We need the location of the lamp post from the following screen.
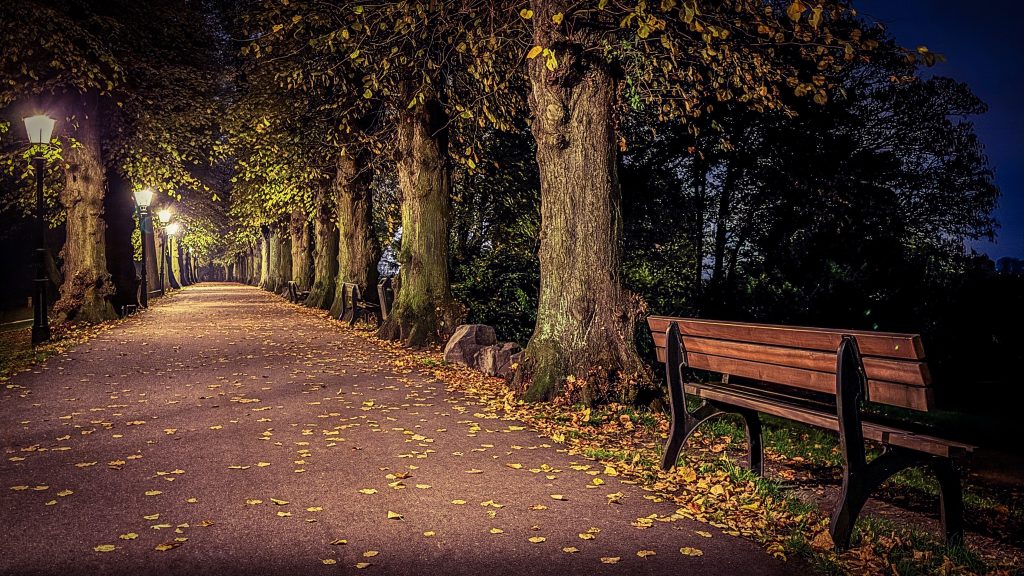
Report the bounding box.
[156,208,172,296]
[24,114,55,346]
[166,222,182,289]
[132,188,155,308]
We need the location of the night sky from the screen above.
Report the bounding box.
[856,0,1024,260]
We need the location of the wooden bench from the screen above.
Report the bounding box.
[285,280,309,304]
[339,282,380,326]
[648,315,974,550]
[377,276,396,321]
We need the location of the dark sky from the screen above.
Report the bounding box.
[855,0,1024,260]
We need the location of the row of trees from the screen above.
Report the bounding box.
[1,0,1000,407]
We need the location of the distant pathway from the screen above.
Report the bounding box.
[0,283,796,575]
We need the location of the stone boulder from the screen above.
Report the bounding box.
[443,324,497,367]
[475,342,522,378]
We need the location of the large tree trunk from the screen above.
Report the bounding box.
[307,184,339,310]
[262,229,278,292]
[376,97,459,346]
[330,152,380,319]
[513,3,646,404]
[54,92,117,323]
[169,236,184,288]
[277,231,292,294]
[103,168,141,313]
[288,209,313,290]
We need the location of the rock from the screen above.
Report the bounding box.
[475,342,522,378]
[443,324,497,367]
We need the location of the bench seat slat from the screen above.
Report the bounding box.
[651,333,931,387]
[655,347,933,411]
[684,381,972,458]
[648,316,925,360]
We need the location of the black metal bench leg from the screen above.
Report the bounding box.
[931,459,965,547]
[737,408,764,476]
[660,323,723,471]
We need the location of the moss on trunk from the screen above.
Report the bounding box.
[54,92,117,323]
[289,209,312,290]
[513,2,647,404]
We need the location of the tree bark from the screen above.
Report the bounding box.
[289,209,312,290]
[376,95,460,346]
[307,184,339,310]
[277,231,292,294]
[513,2,646,404]
[54,92,117,323]
[263,230,280,293]
[330,151,381,319]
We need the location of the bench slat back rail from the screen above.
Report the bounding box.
[648,316,934,411]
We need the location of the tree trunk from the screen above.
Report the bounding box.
[170,236,184,288]
[376,96,458,346]
[330,152,381,319]
[288,209,313,291]
[54,92,117,323]
[307,184,339,310]
[711,158,739,290]
[262,229,278,292]
[103,168,141,313]
[691,156,708,304]
[277,231,292,294]
[513,2,646,404]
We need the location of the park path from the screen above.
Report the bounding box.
[0,283,797,576]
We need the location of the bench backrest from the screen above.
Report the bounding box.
[648,316,934,411]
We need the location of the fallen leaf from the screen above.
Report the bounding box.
[423,531,435,537]
[245,499,263,505]
[695,531,712,538]
[329,539,348,545]
[144,490,162,496]
[386,510,403,520]
[358,489,378,495]
[506,463,523,469]
[600,557,620,564]
[155,542,182,551]
[306,507,323,512]
[119,533,138,540]
[143,513,160,520]
[637,550,656,558]
[322,559,336,565]
[451,499,467,505]
[93,544,116,553]
[277,511,292,517]
[578,533,596,540]
[363,551,379,557]
[562,547,579,553]
[489,528,504,534]
[270,498,289,505]
[185,497,199,504]
[414,484,431,489]
[528,536,546,543]
[550,494,566,501]
[679,547,703,556]
[355,562,371,569]
[465,469,483,474]
[256,462,271,467]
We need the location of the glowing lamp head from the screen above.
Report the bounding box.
[156,208,173,224]
[133,188,155,208]
[23,114,56,145]
[165,222,182,237]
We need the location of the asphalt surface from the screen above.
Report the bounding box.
[0,283,799,575]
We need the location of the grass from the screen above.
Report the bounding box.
[853,516,987,576]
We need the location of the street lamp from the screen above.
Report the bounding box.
[24,114,56,345]
[165,222,182,289]
[132,188,155,308]
[156,208,172,296]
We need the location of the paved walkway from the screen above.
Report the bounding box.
[0,284,796,575]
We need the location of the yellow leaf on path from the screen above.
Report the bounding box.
[526,46,543,60]
[600,557,620,564]
[329,539,348,545]
[355,563,371,569]
[506,463,523,469]
[592,478,604,486]
[465,469,483,474]
[362,551,379,558]
[306,507,323,512]
[423,531,436,537]
[256,462,271,467]
[32,485,49,491]
[144,490,162,496]
[277,511,292,517]
[414,484,431,489]
[637,550,656,558]
[451,500,467,505]
[680,547,704,556]
[75,462,97,468]
[44,499,57,506]
[709,484,725,497]
[93,544,116,552]
[695,531,712,538]
[358,489,378,495]
[185,498,198,503]
[528,536,546,543]
[10,486,29,491]
[386,511,403,520]
[528,504,547,510]
[245,499,263,505]
[562,547,579,553]
[155,542,181,551]
[119,533,138,540]
[489,528,504,534]
[519,8,533,19]
[578,533,595,540]
[270,498,289,505]
[550,494,566,501]
[603,466,618,476]
[143,513,160,520]
[322,559,336,565]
